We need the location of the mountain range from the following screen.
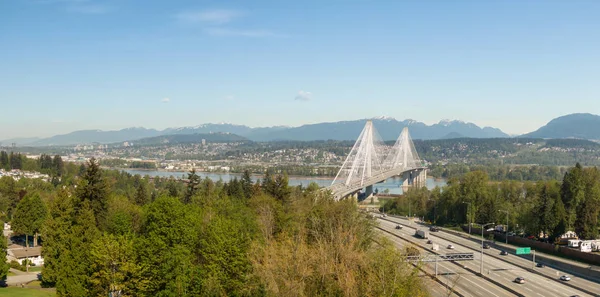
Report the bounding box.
[2,113,598,146]
[521,113,600,140]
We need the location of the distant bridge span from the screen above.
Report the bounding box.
[324,120,427,201]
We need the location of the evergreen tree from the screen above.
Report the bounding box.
[12,193,47,250]
[53,155,64,176]
[550,194,568,242]
[241,170,253,199]
[575,168,600,239]
[56,201,100,296]
[0,231,10,280]
[41,190,75,287]
[134,182,149,206]
[76,158,108,228]
[561,163,585,229]
[166,180,179,198]
[0,151,8,170]
[184,169,200,204]
[533,181,560,239]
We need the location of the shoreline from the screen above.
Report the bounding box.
[114,167,336,180]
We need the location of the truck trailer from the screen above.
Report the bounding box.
[415,229,429,239]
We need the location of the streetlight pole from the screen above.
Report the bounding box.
[498,210,509,244]
[462,202,472,236]
[478,222,494,275]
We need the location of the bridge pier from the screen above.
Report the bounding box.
[401,169,427,192]
[365,185,374,198]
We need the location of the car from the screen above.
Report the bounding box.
[514,277,525,284]
[482,244,490,249]
[536,263,545,268]
[427,240,433,244]
[447,245,455,249]
[395,225,402,230]
[560,275,571,281]
[382,214,387,217]
[500,250,508,255]
[430,227,439,232]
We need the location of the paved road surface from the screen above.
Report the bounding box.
[380,217,599,297]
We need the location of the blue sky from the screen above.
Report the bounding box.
[1,0,600,139]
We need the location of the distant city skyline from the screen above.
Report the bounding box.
[2,1,600,139]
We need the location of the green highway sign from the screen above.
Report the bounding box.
[516,247,531,255]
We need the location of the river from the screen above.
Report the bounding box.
[123,169,446,195]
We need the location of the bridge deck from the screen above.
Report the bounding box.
[325,166,426,199]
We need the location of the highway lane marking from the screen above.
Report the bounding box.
[383,217,600,295]
[459,276,502,297]
[376,227,507,297]
[380,221,588,297]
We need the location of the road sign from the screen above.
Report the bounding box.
[516,247,531,255]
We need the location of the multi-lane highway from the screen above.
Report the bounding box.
[378,225,515,297]
[377,216,599,297]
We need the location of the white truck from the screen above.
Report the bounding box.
[580,241,592,253]
[415,229,429,239]
[431,243,439,251]
[568,239,581,248]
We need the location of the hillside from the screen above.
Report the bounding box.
[2,117,509,146]
[522,113,600,140]
[133,133,248,145]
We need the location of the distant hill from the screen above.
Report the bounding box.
[134,133,247,145]
[522,113,600,140]
[440,132,465,139]
[250,117,508,141]
[28,127,162,146]
[0,137,41,146]
[3,117,509,146]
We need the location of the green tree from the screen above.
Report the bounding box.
[11,193,47,250]
[574,168,600,239]
[0,231,10,280]
[134,181,149,206]
[0,151,8,170]
[533,181,560,239]
[76,158,109,228]
[184,169,200,204]
[561,163,585,230]
[56,201,100,296]
[41,190,75,287]
[53,155,64,176]
[89,234,148,296]
[241,170,253,199]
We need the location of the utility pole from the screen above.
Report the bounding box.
[479,222,494,275]
[498,210,509,244]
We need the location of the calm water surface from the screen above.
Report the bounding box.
[123,169,446,194]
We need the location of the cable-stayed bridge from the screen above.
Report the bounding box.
[326,120,427,200]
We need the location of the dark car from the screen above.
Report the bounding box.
[483,244,490,249]
[514,277,525,284]
[395,225,403,230]
[429,227,439,232]
[500,250,508,255]
[536,263,545,268]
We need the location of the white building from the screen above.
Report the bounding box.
[7,246,44,266]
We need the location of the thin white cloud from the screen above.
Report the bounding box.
[176,9,242,25]
[295,91,312,101]
[224,95,234,101]
[161,97,171,103]
[204,28,279,38]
